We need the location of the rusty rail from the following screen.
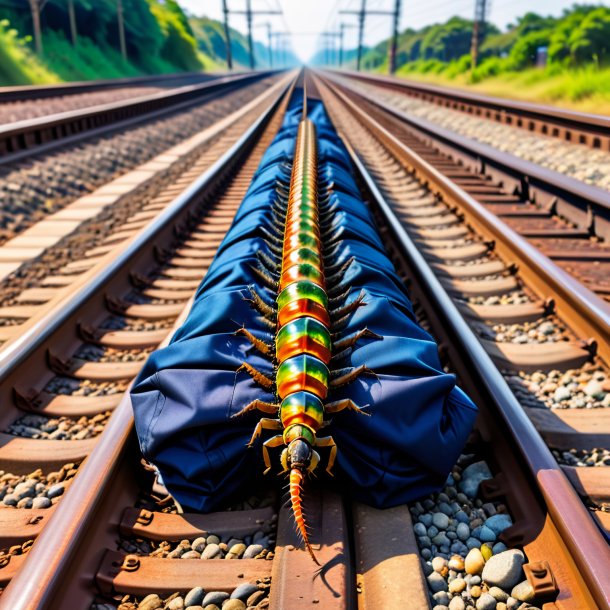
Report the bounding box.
[0,71,277,164]
[0,76,294,610]
[335,70,610,151]
[316,73,610,609]
[0,72,222,102]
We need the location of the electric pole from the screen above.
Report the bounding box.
[230,2,281,70]
[117,0,127,61]
[256,22,273,67]
[321,32,341,66]
[222,0,233,70]
[28,0,44,54]
[389,0,401,74]
[67,0,77,46]
[270,32,290,67]
[341,0,396,72]
[338,22,355,68]
[470,0,488,68]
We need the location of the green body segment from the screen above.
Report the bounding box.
[276,354,329,401]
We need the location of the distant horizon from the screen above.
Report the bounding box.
[180,0,610,62]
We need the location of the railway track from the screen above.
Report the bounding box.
[0,70,606,610]
[0,73,281,277]
[315,72,610,607]
[0,72,221,103]
[328,72,610,302]
[0,71,275,163]
[336,71,610,152]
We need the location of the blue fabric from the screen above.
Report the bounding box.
[131,90,477,512]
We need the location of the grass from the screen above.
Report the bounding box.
[393,62,610,115]
[0,20,58,85]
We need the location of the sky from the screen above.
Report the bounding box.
[180,0,610,62]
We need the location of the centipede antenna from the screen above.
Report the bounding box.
[302,81,308,120]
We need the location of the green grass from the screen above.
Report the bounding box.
[0,20,58,85]
[393,61,610,115]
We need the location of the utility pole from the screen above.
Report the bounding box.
[256,23,273,67]
[231,3,281,70]
[470,0,488,68]
[28,0,44,54]
[389,0,401,73]
[341,0,395,72]
[338,23,355,67]
[245,0,254,69]
[117,0,127,61]
[222,0,233,70]
[321,32,341,66]
[67,0,78,46]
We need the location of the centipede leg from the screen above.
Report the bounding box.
[250,264,279,291]
[325,398,370,416]
[262,435,285,474]
[330,365,376,388]
[237,362,275,391]
[331,291,366,321]
[333,327,382,352]
[244,286,277,320]
[232,399,278,418]
[315,436,337,475]
[246,418,282,447]
[235,327,274,356]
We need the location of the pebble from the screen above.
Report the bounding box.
[432,512,450,530]
[201,543,221,559]
[32,496,52,509]
[511,580,535,602]
[448,578,466,594]
[489,587,509,602]
[230,583,259,601]
[428,571,448,592]
[243,544,264,559]
[226,543,246,559]
[192,537,206,553]
[184,587,205,607]
[482,550,525,589]
[449,597,466,610]
[479,526,496,543]
[206,535,220,545]
[476,593,497,610]
[456,522,470,541]
[465,548,485,575]
[246,590,268,606]
[433,591,450,606]
[221,601,246,610]
[138,594,162,610]
[201,592,229,607]
[459,462,492,498]
[167,598,184,610]
[485,515,512,536]
[448,555,465,571]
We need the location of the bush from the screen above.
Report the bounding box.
[0,19,57,85]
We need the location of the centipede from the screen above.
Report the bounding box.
[233,99,375,563]
[131,86,477,570]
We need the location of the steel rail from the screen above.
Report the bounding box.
[0,74,292,387]
[0,72,222,102]
[340,126,610,610]
[0,71,278,164]
[325,73,610,242]
[0,75,295,610]
[319,74,610,364]
[334,70,610,148]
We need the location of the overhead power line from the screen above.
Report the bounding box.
[340,0,401,73]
